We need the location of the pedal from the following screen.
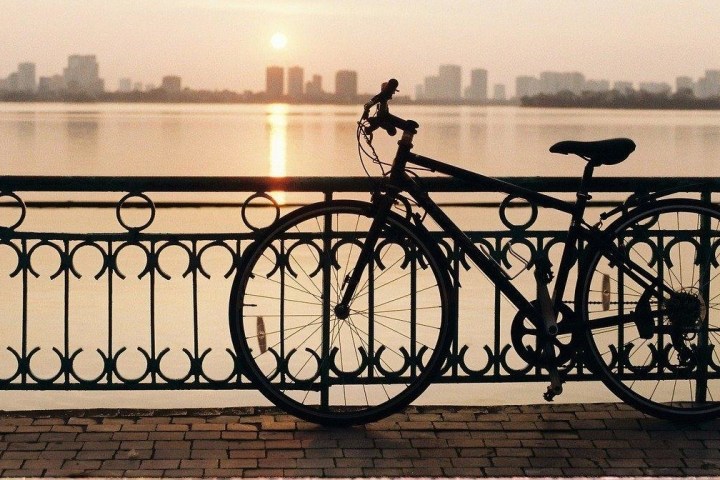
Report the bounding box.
[541,341,564,402]
[544,384,563,402]
[543,368,564,402]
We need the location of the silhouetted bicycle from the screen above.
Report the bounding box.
[230,79,720,426]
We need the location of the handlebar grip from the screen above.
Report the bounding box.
[381,79,398,99]
[365,79,399,110]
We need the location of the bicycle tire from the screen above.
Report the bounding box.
[578,198,720,421]
[229,200,453,426]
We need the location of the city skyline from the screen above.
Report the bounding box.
[2,1,720,96]
[2,54,719,102]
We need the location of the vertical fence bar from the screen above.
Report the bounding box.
[192,240,200,383]
[696,190,712,403]
[106,241,114,385]
[64,240,70,385]
[150,241,157,384]
[21,239,28,384]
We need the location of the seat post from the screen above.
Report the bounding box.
[575,161,596,210]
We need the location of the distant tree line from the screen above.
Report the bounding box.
[0,88,269,103]
[521,89,720,110]
[3,86,720,109]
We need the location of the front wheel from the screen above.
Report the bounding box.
[229,200,452,426]
[578,199,720,421]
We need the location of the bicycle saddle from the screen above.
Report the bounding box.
[549,138,636,165]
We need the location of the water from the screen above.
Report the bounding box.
[1,103,719,411]
[3,103,720,178]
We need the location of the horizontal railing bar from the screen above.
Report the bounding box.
[1,176,719,193]
[0,200,628,209]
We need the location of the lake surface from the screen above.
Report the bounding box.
[2,103,720,178]
[1,103,719,411]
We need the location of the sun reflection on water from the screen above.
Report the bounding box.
[267,104,288,204]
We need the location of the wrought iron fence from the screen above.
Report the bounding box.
[0,175,718,392]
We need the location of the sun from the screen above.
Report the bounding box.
[270,32,288,50]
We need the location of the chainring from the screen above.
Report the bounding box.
[510,300,576,368]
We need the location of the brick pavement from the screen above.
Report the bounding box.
[1,402,719,477]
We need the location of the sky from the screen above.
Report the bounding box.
[1,0,719,95]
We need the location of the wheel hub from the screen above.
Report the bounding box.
[334,303,350,320]
[667,288,706,333]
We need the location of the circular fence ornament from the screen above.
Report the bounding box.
[499,195,538,231]
[0,191,27,231]
[241,192,281,231]
[116,192,156,232]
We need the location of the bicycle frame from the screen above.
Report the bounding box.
[337,130,662,337]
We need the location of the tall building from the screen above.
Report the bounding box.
[539,71,584,95]
[38,75,65,93]
[423,75,441,99]
[64,55,104,94]
[17,62,36,92]
[464,68,488,101]
[266,66,284,98]
[335,70,358,101]
[516,76,540,98]
[305,74,323,98]
[161,75,182,92]
[438,64,462,100]
[676,76,695,94]
[118,78,133,93]
[493,84,506,101]
[287,66,304,99]
[697,70,720,98]
[1,73,18,91]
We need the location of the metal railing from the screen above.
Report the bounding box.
[0,175,718,391]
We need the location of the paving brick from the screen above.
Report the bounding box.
[443,467,485,476]
[336,457,373,468]
[284,468,324,477]
[101,459,142,470]
[76,449,115,460]
[21,459,64,470]
[190,449,229,460]
[2,469,45,476]
[61,459,103,470]
[153,449,192,460]
[180,459,219,469]
[139,459,181,469]
[40,449,77,460]
[163,468,205,477]
[219,458,258,469]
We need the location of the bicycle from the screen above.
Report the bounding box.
[229,79,720,426]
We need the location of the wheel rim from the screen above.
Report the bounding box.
[582,202,720,418]
[230,203,450,424]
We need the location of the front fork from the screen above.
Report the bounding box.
[334,191,396,320]
[336,132,415,319]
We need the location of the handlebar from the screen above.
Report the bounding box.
[362,79,418,137]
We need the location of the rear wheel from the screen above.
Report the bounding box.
[578,199,720,421]
[229,200,452,426]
